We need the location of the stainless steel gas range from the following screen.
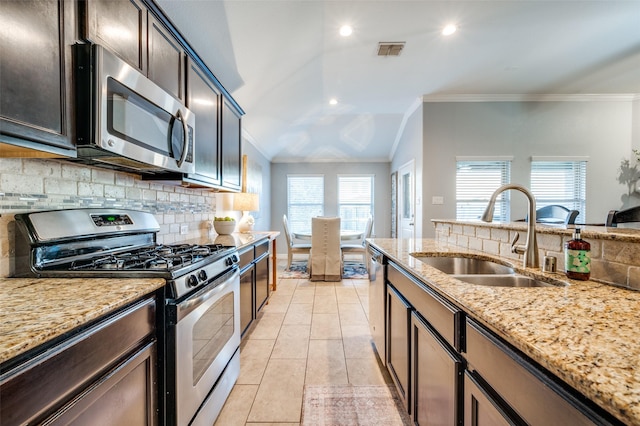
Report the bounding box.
[14,208,241,426]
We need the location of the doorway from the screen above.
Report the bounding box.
[397,160,415,239]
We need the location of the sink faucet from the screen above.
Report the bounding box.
[481,184,539,268]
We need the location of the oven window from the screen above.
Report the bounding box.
[192,292,235,384]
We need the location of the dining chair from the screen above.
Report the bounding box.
[309,216,342,281]
[606,205,640,227]
[340,215,373,264]
[282,214,311,270]
[535,205,579,225]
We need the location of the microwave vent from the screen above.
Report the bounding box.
[377,42,405,56]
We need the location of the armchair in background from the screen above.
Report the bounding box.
[340,215,373,264]
[282,214,311,270]
[606,205,640,227]
[534,205,579,225]
[309,217,342,281]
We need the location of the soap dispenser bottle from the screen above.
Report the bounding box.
[564,227,590,280]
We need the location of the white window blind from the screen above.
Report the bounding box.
[531,161,586,221]
[338,175,373,232]
[287,175,324,233]
[456,160,511,221]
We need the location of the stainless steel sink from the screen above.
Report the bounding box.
[412,254,568,288]
[413,256,515,275]
[451,274,566,288]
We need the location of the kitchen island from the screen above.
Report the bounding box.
[368,237,640,425]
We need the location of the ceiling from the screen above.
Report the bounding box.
[156,0,640,163]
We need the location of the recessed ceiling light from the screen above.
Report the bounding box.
[329,98,338,105]
[442,24,457,36]
[339,25,353,37]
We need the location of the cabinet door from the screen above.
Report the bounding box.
[0,0,75,154]
[186,59,221,186]
[464,372,521,426]
[255,253,270,312]
[387,284,411,412]
[46,341,157,425]
[81,0,147,72]
[221,97,242,191]
[411,312,463,426]
[240,266,254,336]
[148,15,185,102]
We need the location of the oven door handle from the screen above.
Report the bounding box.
[176,268,239,321]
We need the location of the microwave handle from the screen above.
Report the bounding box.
[175,109,189,168]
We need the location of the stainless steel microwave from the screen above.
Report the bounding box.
[74,44,195,174]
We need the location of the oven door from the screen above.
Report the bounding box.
[170,268,240,426]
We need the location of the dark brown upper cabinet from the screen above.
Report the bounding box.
[184,59,222,187]
[148,14,185,102]
[0,0,76,156]
[221,96,242,191]
[79,0,147,73]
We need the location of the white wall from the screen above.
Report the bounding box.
[417,100,634,235]
[270,161,391,253]
[241,138,272,232]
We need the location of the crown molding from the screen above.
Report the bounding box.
[271,156,390,164]
[422,93,639,102]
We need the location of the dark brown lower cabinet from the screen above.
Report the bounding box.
[0,296,157,425]
[254,243,270,312]
[387,284,411,412]
[464,371,520,426]
[411,312,463,425]
[239,239,271,338]
[46,341,157,425]
[240,262,255,336]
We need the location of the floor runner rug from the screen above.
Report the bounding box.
[279,261,368,279]
[301,385,410,426]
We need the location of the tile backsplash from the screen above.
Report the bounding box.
[0,158,217,277]
[433,220,640,291]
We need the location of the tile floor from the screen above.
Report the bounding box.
[213,259,394,425]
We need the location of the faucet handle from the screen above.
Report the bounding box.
[511,232,526,255]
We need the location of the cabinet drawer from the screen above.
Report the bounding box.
[255,239,270,258]
[465,318,616,426]
[238,246,254,270]
[388,262,462,350]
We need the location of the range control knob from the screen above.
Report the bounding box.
[186,274,199,288]
[225,257,234,266]
[198,270,208,281]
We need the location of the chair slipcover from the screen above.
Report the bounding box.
[309,217,342,281]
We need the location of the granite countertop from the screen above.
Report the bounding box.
[0,277,165,366]
[369,238,640,425]
[0,232,280,368]
[186,231,279,248]
[434,218,640,242]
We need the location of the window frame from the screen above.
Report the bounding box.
[456,158,512,222]
[337,174,374,232]
[530,157,587,221]
[286,174,325,233]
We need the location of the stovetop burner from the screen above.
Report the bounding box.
[14,209,240,299]
[68,244,229,272]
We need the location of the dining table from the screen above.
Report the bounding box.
[292,230,363,241]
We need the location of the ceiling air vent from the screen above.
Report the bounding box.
[377,42,405,56]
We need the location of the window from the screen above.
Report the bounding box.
[338,175,374,232]
[287,175,324,233]
[530,159,587,220]
[456,159,511,221]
